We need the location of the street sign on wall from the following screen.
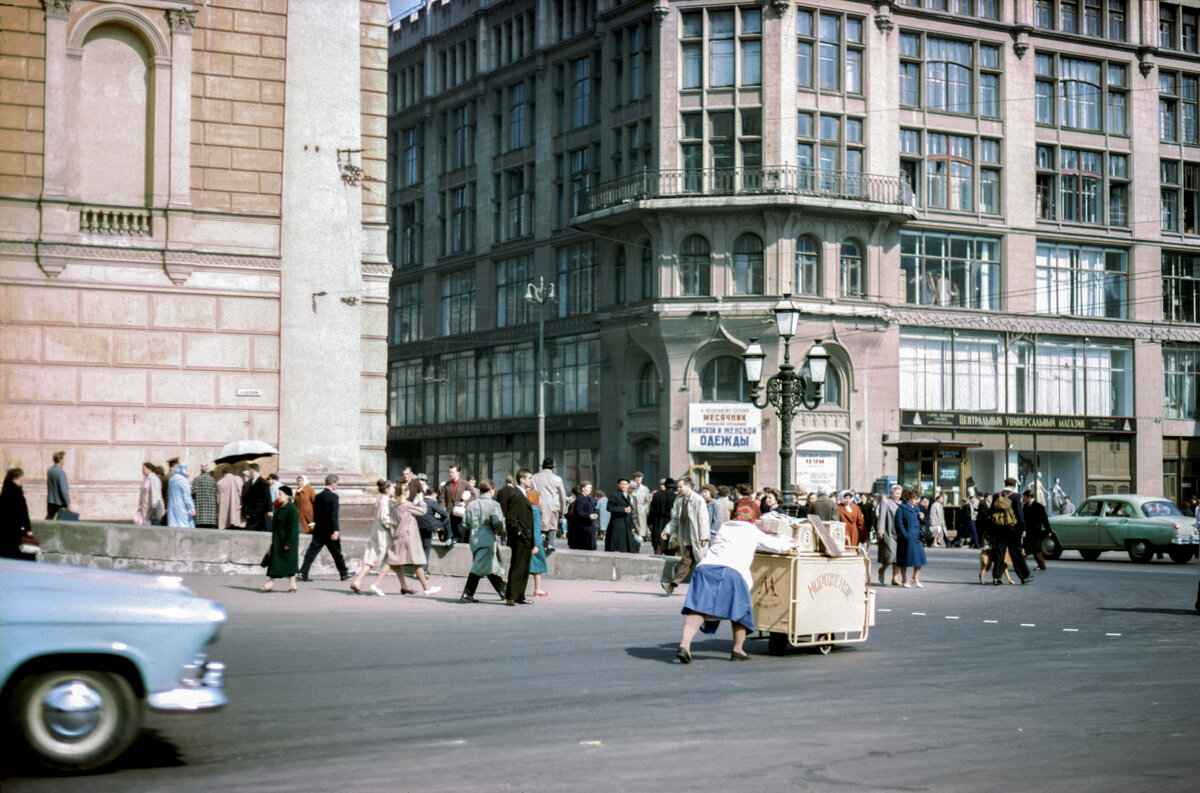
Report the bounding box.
[900,410,1136,434]
[688,403,762,452]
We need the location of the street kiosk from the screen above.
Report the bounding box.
[749,516,874,654]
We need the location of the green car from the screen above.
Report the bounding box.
[1044,494,1199,564]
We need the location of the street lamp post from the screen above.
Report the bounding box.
[742,294,831,507]
[524,276,556,466]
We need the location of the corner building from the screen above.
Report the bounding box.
[1,0,391,519]
[386,0,1200,508]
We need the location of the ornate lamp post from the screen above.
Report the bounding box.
[524,276,556,466]
[743,294,830,507]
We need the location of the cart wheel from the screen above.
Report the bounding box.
[816,634,834,655]
[767,632,788,656]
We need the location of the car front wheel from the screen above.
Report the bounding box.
[1041,534,1063,560]
[10,669,140,772]
[1126,540,1154,564]
[1167,546,1195,564]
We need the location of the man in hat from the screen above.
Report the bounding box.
[192,463,219,529]
[647,478,679,555]
[532,457,568,549]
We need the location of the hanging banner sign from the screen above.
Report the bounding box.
[688,403,762,452]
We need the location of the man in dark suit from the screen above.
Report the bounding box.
[298,474,352,582]
[503,468,536,606]
[242,463,272,532]
[496,474,516,514]
[646,478,678,555]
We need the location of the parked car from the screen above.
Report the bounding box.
[1043,494,1200,564]
[0,560,227,772]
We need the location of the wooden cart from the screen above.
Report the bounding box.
[749,522,874,655]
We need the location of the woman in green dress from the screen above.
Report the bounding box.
[260,485,299,592]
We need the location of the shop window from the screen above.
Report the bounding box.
[1035,242,1126,317]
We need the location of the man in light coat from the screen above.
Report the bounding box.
[217,467,243,529]
[661,477,711,595]
[877,484,902,586]
[294,475,317,535]
[460,479,507,602]
[531,457,568,543]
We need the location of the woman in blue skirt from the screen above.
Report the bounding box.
[676,515,796,663]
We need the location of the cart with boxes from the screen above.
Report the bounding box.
[749,516,875,655]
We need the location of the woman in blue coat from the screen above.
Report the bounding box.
[895,489,927,587]
[529,500,548,596]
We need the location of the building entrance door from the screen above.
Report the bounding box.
[704,459,755,490]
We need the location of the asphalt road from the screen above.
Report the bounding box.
[4,549,1198,793]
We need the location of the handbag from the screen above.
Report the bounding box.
[919,524,934,546]
[18,531,40,556]
[452,504,466,518]
[259,549,272,568]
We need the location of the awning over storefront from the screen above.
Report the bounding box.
[882,438,982,452]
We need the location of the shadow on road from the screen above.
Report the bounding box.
[1097,606,1198,616]
[0,729,183,781]
[625,639,737,664]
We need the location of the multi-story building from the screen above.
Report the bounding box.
[387,0,1200,509]
[0,0,391,519]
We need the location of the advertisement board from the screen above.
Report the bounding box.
[688,403,762,452]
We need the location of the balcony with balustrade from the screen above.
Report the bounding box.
[573,165,919,225]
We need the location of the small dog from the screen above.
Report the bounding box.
[979,546,1016,584]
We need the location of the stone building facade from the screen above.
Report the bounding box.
[386,0,1200,507]
[1,0,390,519]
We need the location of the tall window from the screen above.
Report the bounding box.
[898,0,999,18]
[1163,250,1200,322]
[904,130,999,213]
[1035,242,1126,318]
[796,235,821,296]
[640,239,655,299]
[614,247,626,305]
[700,356,746,401]
[440,267,476,335]
[491,342,535,418]
[732,234,764,294]
[504,167,532,240]
[569,145,599,217]
[508,81,527,151]
[797,111,866,193]
[680,7,761,89]
[1034,0,1126,39]
[1159,70,1200,145]
[398,201,422,267]
[1034,53,1127,134]
[438,351,484,422]
[391,281,423,344]
[496,255,533,328]
[556,241,598,317]
[448,103,475,170]
[570,54,597,129]
[401,126,421,186]
[1160,160,1200,234]
[899,33,1001,117]
[900,231,999,309]
[389,359,426,426]
[445,183,474,254]
[840,239,864,298]
[1035,145,1128,227]
[638,362,659,407]
[796,9,864,94]
[900,329,1132,415]
[1160,3,1200,52]
[549,334,601,414]
[1163,344,1200,419]
[679,235,712,296]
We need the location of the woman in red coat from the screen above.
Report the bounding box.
[837,490,865,548]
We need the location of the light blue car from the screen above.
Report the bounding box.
[0,560,227,772]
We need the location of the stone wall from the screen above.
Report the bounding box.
[29,520,677,583]
[0,0,44,199]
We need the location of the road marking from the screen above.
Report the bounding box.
[912,612,926,616]
[878,608,892,612]
[1063,628,1079,632]
[1020,623,1036,627]
[984,619,998,623]
[1106,633,1122,637]
[580,740,602,746]
[945,616,959,620]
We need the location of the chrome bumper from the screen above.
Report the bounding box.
[147,658,227,712]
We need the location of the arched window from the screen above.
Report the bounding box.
[640,239,655,299]
[802,364,843,407]
[796,235,820,295]
[79,24,153,205]
[680,235,712,296]
[700,355,746,401]
[637,362,659,407]
[733,233,764,294]
[840,239,864,297]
